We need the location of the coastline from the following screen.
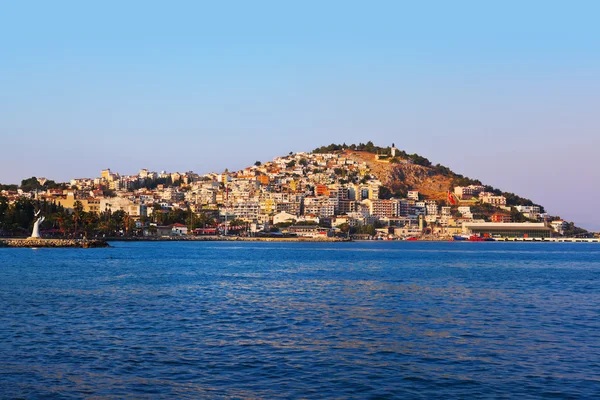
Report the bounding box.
[101,235,351,243]
[1,236,596,247]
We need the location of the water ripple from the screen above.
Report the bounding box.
[1,242,599,399]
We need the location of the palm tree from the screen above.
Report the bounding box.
[73,201,84,236]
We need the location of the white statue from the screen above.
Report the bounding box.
[30,210,45,238]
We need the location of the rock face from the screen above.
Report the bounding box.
[0,239,110,248]
[344,150,453,200]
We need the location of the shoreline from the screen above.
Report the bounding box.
[1,236,597,247]
[102,236,351,243]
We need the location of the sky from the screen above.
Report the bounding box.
[0,1,599,229]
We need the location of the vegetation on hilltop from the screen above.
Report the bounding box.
[0,183,18,191]
[312,142,432,167]
[1,177,67,192]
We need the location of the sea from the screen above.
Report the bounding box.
[0,241,599,399]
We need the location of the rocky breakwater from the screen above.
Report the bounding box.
[0,238,110,248]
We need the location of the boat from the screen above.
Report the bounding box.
[468,235,485,242]
[453,235,467,241]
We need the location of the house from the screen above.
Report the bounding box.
[145,225,173,237]
[171,223,188,236]
[550,220,567,235]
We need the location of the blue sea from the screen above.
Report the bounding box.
[1,242,599,399]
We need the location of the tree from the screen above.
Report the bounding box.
[254,161,262,166]
[20,177,42,192]
[338,223,350,234]
[0,183,18,191]
[510,207,528,223]
[73,201,84,235]
[378,186,393,199]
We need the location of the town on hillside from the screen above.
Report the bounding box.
[0,143,592,240]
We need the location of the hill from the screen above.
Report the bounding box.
[342,150,453,201]
[308,142,600,236]
[313,142,542,209]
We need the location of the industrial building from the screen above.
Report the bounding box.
[462,222,552,238]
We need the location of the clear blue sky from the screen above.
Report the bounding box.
[1,1,599,229]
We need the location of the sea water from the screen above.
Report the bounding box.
[1,241,599,398]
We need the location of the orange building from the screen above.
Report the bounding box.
[315,184,329,196]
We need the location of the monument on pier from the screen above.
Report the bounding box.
[30,210,45,238]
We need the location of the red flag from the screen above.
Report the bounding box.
[448,191,456,205]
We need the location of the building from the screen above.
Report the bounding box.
[232,201,260,221]
[171,223,188,236]
[425,201,438,216]
[55,194,101,214]
[490,213,512,223]
[273,211,296,225]
[550,220,567,235]
[462,222,552,238]
[368,183,380,200]
[287,225,328,238]
[407,190,419,201]
[480,193,507,206]
[515,205,542,220]
[457,206,473,219]
[454,185,485,199]
[371,199,394,218]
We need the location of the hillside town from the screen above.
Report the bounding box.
[0,146,590,240]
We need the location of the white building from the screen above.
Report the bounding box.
[515,205,542,220]
[407,190,419,201]
[232,201,260,221]
[454,185,485,198]
[273,211,296,225]
[550,220,567,235]
[458,206,473,220]
[425,201,439,216]
[480,193,507,207]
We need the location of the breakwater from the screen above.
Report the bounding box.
[0,238,110,248]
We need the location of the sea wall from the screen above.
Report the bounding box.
[0,238,110,248]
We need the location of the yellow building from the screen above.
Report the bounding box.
[55,194,101,214]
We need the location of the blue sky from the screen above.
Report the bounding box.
[1,1,599,229]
